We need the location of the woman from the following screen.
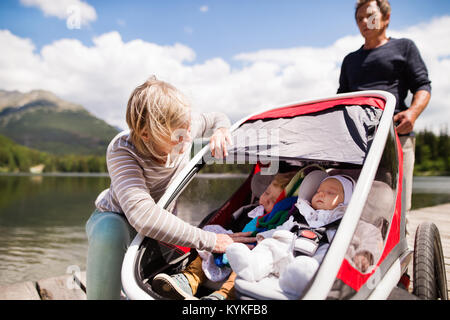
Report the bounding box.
[85,76,255,299]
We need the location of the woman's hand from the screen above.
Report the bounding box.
[210,127,233,159]
[212,231,256,253]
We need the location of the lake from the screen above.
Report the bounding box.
[0,174,449,286]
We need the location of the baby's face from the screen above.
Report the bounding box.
[311,178,344,210]
[259,183,283,213]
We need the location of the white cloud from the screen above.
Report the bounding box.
[20,0,97,26]
[200,6,209,13]
[0,16,449,133]
[388,16,450,132]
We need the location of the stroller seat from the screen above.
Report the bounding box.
[234,275,298,300]
[232,169,329,300]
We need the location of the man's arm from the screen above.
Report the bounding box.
[393,90,431,135]
[396,40,432,135]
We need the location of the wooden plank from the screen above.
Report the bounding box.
[37,274,86,300]
[408,217,450,229]
[408,209,450,224]
[0,281,41,300]
[408,217,450,228]
[73,270,127,299]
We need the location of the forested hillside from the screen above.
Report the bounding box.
[414,128,449,175]
[0,134,107,173]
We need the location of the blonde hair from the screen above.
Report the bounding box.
[271,171,297,189]
[126,76,191,162]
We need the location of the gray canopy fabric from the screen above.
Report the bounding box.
[227,105,382,165]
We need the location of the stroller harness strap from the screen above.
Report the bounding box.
[289,208,342,256]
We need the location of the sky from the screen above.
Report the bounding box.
[1,0,450,132]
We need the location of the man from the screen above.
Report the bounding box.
[337,0,431,215]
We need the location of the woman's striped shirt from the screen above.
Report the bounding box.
[95,112,231,252]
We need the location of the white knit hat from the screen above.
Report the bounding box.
[321,175,354,205]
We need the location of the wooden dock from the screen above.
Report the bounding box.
[0,270,87,300]
[1,202,449,300]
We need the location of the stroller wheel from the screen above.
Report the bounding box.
[413,222,448,300]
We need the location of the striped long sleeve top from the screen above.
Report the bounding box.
[95,112,231,252]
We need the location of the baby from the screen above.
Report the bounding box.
[196,170,297,282]
[226,175,382,297]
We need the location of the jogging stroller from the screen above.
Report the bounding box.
[121,90,447,300]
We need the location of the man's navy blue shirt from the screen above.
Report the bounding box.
[337,38,431,115]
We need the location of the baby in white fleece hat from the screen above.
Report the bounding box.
[226,175,360,297]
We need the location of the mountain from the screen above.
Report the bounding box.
[0,89,119,156]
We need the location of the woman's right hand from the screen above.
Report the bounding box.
[212,232,256,253]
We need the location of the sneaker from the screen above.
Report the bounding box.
[152,273,194,300]
[200,292,226,300]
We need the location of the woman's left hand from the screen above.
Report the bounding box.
[210,127,233,159]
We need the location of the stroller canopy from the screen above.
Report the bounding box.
[228,97,385,165]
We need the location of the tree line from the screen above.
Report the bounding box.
[414,127,449,175]
[0,134,107,173]
[0,130,449,175]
